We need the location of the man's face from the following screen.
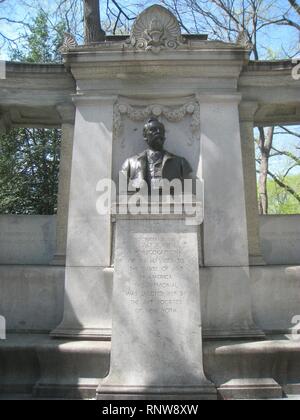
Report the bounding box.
[145,120,165,151]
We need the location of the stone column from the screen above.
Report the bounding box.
[198,94,263,339]
[51,104,75,266]
[51,95,116,339]
[239,101,265,266]
[199,94,249,267]
[0,112,11,134]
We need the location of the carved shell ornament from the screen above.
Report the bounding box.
[128,5,184,53]
[59,32,78,53]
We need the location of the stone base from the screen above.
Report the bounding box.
[284,383,300,395]
[203,328,265,340]
[50,266,113,340]
[249,254,266,266]
[2,333,300,400]
[0,334,110,400]
[33,380,99,400]
[218,379,282,400]
[35,336,110,399]
[97,385,217,400]
[50,327,111,340]
[204,334,300,400]
[50,254,66,266]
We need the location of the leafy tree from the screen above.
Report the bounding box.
[255,126,300,214]
[268,175,300,214]
[9,9,66,63]
[0,128,61,214]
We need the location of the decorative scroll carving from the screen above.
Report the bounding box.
[114,102,200,147]
[127,5,184,53]
[236,30,253,50]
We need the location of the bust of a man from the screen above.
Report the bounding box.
[121,117,192,191]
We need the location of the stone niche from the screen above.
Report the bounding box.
[112,99,201,184]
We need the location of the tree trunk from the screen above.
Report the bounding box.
[288,0,300,16]
[258,150,269,214]
[258,127,274,215]
[83,0,105,44]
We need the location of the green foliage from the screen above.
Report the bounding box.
[267,174,300,215]
[9,10,66,63]
[0,128,61,215]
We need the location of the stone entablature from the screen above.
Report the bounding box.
[0,63,75,128]
[0,59,299,128]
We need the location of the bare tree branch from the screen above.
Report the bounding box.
[277,126,300,138]
[268,170,300,203]
[271,146,300,166]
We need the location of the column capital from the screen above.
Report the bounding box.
[0,111,11,133]
[239,101,259,122]
[196,93,242,104]
[56,103,76,124]
[71,94,118,107]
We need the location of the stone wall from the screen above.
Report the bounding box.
[1,265,299,335]
[0,266,64,333]
[0,215,299,335]
[0,215,56,265]
[260,215,300,265]
[1,214,299,266]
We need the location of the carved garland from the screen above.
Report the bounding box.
[113,102,200,147]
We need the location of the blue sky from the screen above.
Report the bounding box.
[255,128,300,177]
[0,0,299,59]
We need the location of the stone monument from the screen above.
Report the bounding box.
[97,111,215,399]
[52,3,266,398]
[97,212,216,400]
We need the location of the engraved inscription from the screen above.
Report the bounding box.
[122,233,189,315]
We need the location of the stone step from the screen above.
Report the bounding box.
[1,333,300,400]
[204,334,300,399]
[0,334,110,399]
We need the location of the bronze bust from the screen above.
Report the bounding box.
[121,117,192,191]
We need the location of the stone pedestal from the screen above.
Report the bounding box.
[97,211,216,400]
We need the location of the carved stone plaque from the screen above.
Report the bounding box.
[98,214,216,400]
